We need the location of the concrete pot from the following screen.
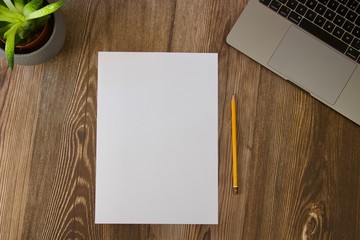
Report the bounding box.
[0,10,66,66]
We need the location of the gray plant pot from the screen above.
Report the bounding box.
[0,10,66,66]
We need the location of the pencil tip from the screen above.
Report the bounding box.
[233,187,238,195]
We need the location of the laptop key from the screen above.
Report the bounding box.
[353,27,360,38]
[305,0,317,9]
[338,0,348,4]
[324,21,335,32]
[334,15,346,26]
[279,5,292,17]
[260,0,272,6]
[333,27,345,38]
[345,10,357,22]
[314,15,326,26]
[351,38,360,50]
[315,3,327,14]
[327,0,339,11]
[299,18,348,53]
[345,47,360,60]
[347,0,358,11]
[296,3,308,15]
[270,0,282,11]
[324,9,336,20]
[288,11,302,23]
[336,5,348,16]
[286,0,298,9]
[305,9,317,21]
[342,32,354,44]
[343,20,355,32]
[317,0,329,5]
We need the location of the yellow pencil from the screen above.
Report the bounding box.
[231,95,239,195]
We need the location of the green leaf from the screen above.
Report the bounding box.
[5,35,15,69]
[0,5,25,21]
[32,14,49,28]
[23,0,43,16]
[4,23,21,69]
[26,0,66,20]
[3,0,18,12]
[0,15,19,22]
[18,21,30,38]
[0,23,11,35]
[4,22,21,39]
[14,0,25,11]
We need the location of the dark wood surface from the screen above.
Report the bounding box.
[1,0,359,239]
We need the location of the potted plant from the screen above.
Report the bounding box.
[0,0,67,69]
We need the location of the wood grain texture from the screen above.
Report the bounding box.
[0,0,359,239]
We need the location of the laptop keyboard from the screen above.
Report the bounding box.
[260,0,360,63]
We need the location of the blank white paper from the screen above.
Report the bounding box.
[96,52,218,224]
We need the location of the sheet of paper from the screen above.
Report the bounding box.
[96,52,218,224]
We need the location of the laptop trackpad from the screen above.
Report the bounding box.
[268,26,356,105]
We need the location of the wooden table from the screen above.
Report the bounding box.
[1,0,359,239]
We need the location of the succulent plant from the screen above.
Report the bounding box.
[0,0,67,69]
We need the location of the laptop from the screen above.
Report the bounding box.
[227,0,360,125]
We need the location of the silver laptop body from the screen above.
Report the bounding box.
[227,0,360,125]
